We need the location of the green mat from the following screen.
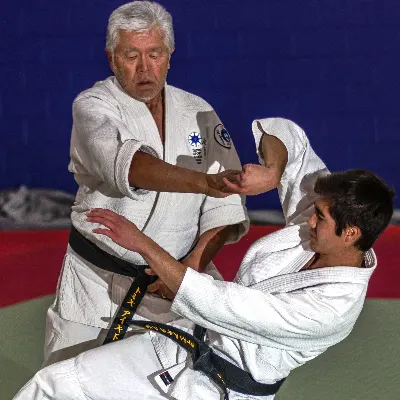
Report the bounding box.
[1,298,399,400]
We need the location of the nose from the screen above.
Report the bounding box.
[137,54,149,72]
[307,213,317,228]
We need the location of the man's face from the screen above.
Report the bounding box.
[307,196,346,255]
[108,29,172,103]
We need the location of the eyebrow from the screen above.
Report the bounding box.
[123,47,140,53]
[123,46,164,53]
[148,46,164,52]
[314,204,324,218]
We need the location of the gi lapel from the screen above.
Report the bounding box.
[105,77,164,157]
[251,249,376,294]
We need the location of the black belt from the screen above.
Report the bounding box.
[129,320,285,399]
[69,227,285,398]
[68,226,158,344]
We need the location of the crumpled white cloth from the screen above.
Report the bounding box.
[0,186,74,230]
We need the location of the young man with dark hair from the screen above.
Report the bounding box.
[313,170,393,252]
[15,118,394,400]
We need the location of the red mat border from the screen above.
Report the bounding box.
[0,225,398,308]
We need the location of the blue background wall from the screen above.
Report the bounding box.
[1,0,399,210]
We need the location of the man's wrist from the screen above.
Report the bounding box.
[139,236,159,259]
[190,171,208,195]
[182,255,203,272]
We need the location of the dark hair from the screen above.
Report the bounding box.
[314,169,395,251]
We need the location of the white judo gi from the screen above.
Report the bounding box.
[16,118,377,400]
[44,76,249,364]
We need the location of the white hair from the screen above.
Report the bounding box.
[106,1,174,54]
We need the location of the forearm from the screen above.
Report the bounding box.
[258,127,288,188]
[141,239,188,294]
[183,225,233,272]
[220,127,289,196]
[140,225,231,292]
[129,151,207,194]
[254,118,329,223]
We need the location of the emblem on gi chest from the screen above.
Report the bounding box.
[188,132,206,164]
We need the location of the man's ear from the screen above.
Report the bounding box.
[106,49,115,73]
[345,226,361,245]
[167,48,175,70]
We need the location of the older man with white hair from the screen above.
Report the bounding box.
[43,0,248,366]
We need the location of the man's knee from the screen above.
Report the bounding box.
[43,308,104,366]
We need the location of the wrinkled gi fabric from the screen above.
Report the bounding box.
[44,76,248,363]
[15,118,376,400]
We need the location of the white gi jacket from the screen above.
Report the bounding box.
[58,76,248,329]
[15,118,377,400]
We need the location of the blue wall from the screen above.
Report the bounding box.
[1,0,399,210]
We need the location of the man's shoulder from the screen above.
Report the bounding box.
[168,85,214,112]
[74,77,116,105]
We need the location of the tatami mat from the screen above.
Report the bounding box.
[1,297,399,400]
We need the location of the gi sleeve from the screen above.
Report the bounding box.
[252,118,329,225]
[172,268,354,351]
[199,112,249,243]
[71,95,159,200]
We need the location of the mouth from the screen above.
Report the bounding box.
[137,81,154,86]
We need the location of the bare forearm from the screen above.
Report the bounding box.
[259,128,288,186]
[221,129,289,196]
[183,225,232,272]
[141,238,187,294]
[129,151,207,194]
[140,225,232,293]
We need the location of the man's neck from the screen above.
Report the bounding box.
[310,250,365,270]
[303,249,365,271]
[145,91,164,115]
[145,90,165,143]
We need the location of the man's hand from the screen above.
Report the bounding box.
[145,250,204,301]
[221,163,280,196]
[87,208,182,299]
[130,151,243,198]
[146,270,175,301]
[204,170,243,197]
[86,208,148,252]
[87,208,187,295]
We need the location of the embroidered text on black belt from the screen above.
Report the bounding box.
[129,320,285,399]
[68,226,157,344]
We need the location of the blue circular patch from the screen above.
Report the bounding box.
[214,124,232,149]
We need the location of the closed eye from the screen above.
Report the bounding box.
[314,205,324,220]
[123,51,139,60]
